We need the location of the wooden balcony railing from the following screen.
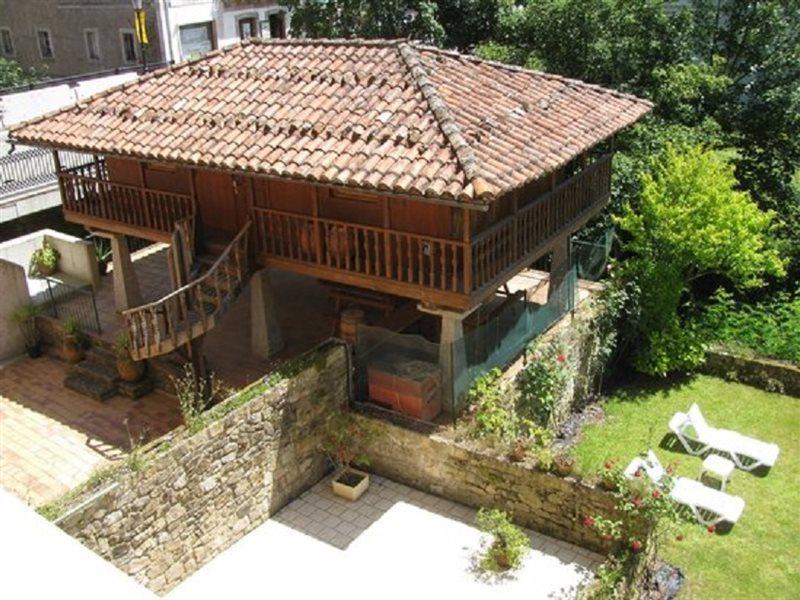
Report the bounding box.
[253,155,611,307]
[59,162,195,239]
[123,221,251,360]
[252,207,470,298]
[470,154,612,293]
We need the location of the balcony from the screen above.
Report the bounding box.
[254,155,612,309]
[59,162,195,241]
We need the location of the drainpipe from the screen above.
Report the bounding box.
[156,0,175,64]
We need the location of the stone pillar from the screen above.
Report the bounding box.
[419,305,475,413]
[109,233,142,311]
[548,232,571,302]
[251,268,284,360]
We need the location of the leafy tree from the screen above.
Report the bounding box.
[615,145,785,375]
[283,0,444,43]
[0,58,41,90]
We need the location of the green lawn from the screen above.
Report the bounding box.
[573,375,799,600]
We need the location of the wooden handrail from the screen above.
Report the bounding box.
[122,221,251,360]
[470,154,612,292]
[252,207,468,294]
[59,160,194,236]
[470,154,612,246]
[255,205,469,248]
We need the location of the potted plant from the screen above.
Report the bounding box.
[475,508,530,572]
[115,331,144,382]
[93,237,112,276]
[319,410,374,501]
[28,240,60,278]
[61,318,85,363]
[508,438,528,463]
[553,452,576,476]
[9,303,43,358]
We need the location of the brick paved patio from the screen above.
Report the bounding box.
[0,356,182,507]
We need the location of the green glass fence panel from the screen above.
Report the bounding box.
[572,227,614,281]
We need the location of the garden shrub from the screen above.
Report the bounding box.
[615,145,785,376]
[701,289,800,363]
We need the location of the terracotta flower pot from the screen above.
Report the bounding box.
[117,358,144,382]
[37,262,56,277]
[62,335,84,364]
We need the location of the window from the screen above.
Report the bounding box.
[238,17,258,40]
[268,13,286,39]
[120,30,137,63]
[0,28,13,56]
[36,29,53,59]
[179,22,214,60]
[84,29,100,61]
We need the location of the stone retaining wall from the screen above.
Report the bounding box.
[701,350,800,397]
[356,409,620,554]
[55,343,348,595]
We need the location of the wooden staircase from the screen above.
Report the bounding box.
[122,221,252,361]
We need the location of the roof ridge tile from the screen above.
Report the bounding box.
[396,42,492,201]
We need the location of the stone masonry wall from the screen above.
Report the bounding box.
[356,411,620,555]
[701,349,800,398]
[55,343,348,595]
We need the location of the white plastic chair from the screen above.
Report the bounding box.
[669,403,780,471]
[624,450,745,527]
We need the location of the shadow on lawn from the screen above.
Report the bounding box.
[604,371,699,405]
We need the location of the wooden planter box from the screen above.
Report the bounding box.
[368,359,442,421]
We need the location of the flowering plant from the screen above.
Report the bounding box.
[517,336,574,427]
[319,410,374,472]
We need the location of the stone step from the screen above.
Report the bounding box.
[73,357,119,383]
[86,344,118,363]
[118,377,155,399]
[64,371,116,402]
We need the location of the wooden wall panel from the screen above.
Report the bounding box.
[143,162,191,195]
[388,198,453,239]
[321,189,382,225]
[268,179,314,214]
[106,157,141,186]
[194,170,238,239]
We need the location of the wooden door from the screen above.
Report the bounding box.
[193,170,245,253]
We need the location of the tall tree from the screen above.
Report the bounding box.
[615,145,785,375]
[284,1,444,43]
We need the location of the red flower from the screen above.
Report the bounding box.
[557,353,567,363]
[632,496,643,508]
[652,489,661,499]
[631,540,643,553]
[583,516,595,528]
[707,524,716,534]
[675,534,685,542]
[604,460,615,470]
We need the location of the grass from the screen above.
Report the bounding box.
[573,375,799,599]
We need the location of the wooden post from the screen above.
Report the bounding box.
[462,207,471,295]
[382,197,391,278]
[312,187,322,264]
[52,150,66,206]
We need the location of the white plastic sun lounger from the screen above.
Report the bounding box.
[669,404,780,471]
[624,451,745,526]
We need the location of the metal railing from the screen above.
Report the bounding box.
[41,277,102,334]
[0,148,89,197]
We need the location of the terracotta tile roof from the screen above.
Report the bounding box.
[10,39,652,205]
